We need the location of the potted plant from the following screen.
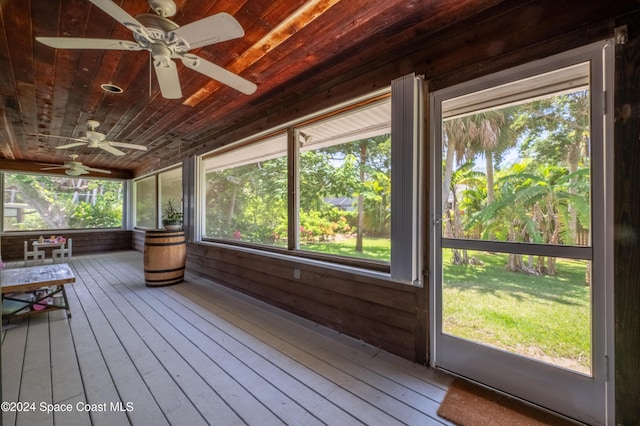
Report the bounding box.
[162,199,183,230]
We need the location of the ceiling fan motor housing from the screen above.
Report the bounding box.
[148,0,177,18]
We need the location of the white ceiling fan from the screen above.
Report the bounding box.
[39,155,112,176]
[35,0,257,99]
[31,120,147,156]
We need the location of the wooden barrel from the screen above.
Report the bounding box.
[143,230,186,286]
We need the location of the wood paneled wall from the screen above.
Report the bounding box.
[132,229,145,252]
[614,11,640,426]
[0,230,132,261]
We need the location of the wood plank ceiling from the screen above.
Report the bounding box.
[0,0,501,178]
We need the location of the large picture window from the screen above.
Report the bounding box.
[200,87,421,274]
[2,172,124,231]
[200,79,422,279]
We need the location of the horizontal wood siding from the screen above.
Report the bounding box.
[0,230,132,261]
[132,229,145,252]
[187,243,423,361]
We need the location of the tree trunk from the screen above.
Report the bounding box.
[442,137,457,212]
[13,180,68,229]
[355,142,367,252]
[485,151,495,205]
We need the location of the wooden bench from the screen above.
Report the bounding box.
[1,263,75,321]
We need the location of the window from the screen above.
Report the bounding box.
[134,167,183,229]
[200,78,423,281]
[135,176,156,228]
[202,133,288,245]
[159,168,183,220]
[2,172,124,231]
[201,98,393,262]
[297,99,391,262]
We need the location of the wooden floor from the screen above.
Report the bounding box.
[2,251,455,426]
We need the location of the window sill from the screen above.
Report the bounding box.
[197,239,399,284]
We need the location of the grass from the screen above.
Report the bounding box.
[300,237,391,262]
[298,238,591,373]
[443,249,591,373]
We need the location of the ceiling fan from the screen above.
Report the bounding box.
[39,155,112,176]
[31,120,147,156]
[36,0,257,99]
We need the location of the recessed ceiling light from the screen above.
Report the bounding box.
[100,83,123,94]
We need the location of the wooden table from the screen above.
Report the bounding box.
[1,263,75,320]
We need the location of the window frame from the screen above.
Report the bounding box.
[133,165,183,230]
[198,78,424,283]
[1,170,126,233]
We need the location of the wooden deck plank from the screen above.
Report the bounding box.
[102,252,449,425]
[16,315,52,426]
[76,256,251,426]
[62,271,131,426]
[1,251,459,426]
[83,254,317,426]
[170,279,447,426]
[68,261,170,425]
[106,254,384,425]
[188,277,452,410]
[2,317,29,426]
[71,262,208,426]
[49,309,91,426]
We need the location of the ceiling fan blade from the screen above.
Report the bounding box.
[98,144,126,156]
[181,54,256,95]
[154,59,182,99]
[108,141,148,151]
[88,0,143,31]
[36,37,141,51]
[85,166,112,174]
[171,12,245,49]
[39,166,67,170]
[29,133,87,143]
[56,142,87,149]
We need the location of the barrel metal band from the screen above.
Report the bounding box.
[144,266,186,273]
[144,241,185,246]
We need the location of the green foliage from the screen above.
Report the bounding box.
[299,208,353,242]
[204,135,391,253]
[162,199,183,224]
[444,87,592,273]
[3,173,124,231]
[70,193,123,228]
[205,158,288,244]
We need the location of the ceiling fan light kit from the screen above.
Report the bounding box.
[35,0,257,99]
[38,154,112,176]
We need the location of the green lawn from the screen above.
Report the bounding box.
[299,238,591,373]
[443,249,591,373]
[300,237,391,262]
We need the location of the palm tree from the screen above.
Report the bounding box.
[442,108,516,213]
[445,161,485,264]
[513,91,590,243]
